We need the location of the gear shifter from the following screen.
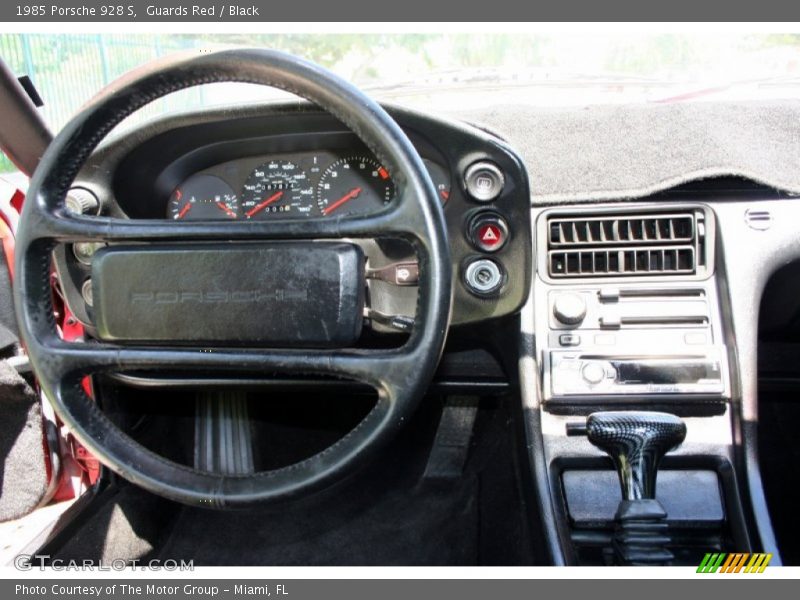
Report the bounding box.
[568,411,687,500]
[567,411,687,565]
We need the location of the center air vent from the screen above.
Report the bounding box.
[545,210,709,278]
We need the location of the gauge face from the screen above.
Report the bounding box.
[317,156,395,217]
[168,175,239,220]
[241,160,314,219]
[423,158,452,204]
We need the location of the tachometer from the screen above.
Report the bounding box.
[168,175,239,220]
[241,160,314,219]
[316,156,395,217]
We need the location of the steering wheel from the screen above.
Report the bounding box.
[13,49,452,508]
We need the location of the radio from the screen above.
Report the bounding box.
[537,284,731,402]
[546,352,727,398]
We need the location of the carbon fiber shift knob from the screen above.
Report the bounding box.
[567,411,687,565]
[579,411,686,500]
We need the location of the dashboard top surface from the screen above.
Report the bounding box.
[449,99,800,204]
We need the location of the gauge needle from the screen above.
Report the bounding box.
[245,191,283,218]
[176,203,192,219]
[323,187,362,216]
[216,201,237,218]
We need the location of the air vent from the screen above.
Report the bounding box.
[549,214,694,246]
[546,211,705,278]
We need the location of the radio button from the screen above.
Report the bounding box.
[559,334,581,347]
[594,334,616,346]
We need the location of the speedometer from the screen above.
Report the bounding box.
[241,160,315,219]
[316,156,395,217]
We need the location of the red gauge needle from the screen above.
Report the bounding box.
[176,203,192,219]
[216,201,237,218]
[245,191,284,218]
[323,187,362,216]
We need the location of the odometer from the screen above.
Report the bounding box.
[241,160,314,219]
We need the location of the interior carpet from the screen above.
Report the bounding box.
[157,477,479,566]
[44,396,536,566]
[0,361,48,522]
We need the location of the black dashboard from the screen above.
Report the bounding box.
[57,104,532,334]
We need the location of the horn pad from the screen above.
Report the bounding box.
[91,242,365,347]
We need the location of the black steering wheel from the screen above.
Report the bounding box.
[13,49,452,508]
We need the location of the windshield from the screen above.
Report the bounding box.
[1,32,799,176]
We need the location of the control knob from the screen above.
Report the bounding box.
[553,293,587,325]
[581,362,607,385]
[65,188,100,215]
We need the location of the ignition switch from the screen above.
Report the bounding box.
[463,258,505,296]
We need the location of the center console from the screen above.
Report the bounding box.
[535,204,730,406]
[525,202,754,566]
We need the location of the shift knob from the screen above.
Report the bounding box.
[569,411,686,500]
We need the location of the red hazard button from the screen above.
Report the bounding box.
[469,213,509,252]
[479,224,502,246]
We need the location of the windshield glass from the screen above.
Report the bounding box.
[1,32,799,175]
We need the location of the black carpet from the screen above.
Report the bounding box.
[159,476,479,566]
[0,361,48,522]
[45,395,536,566]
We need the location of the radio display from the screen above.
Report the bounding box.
[614,360,720,384]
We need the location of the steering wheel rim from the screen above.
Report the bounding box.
[13,49,452,507]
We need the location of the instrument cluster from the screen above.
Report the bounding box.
[62,106,533,328]
[167,151,451,220]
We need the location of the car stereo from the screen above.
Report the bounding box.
[538,283,732,402]
[547,352,726,397]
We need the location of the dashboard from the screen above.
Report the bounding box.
[57,105,533,334]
